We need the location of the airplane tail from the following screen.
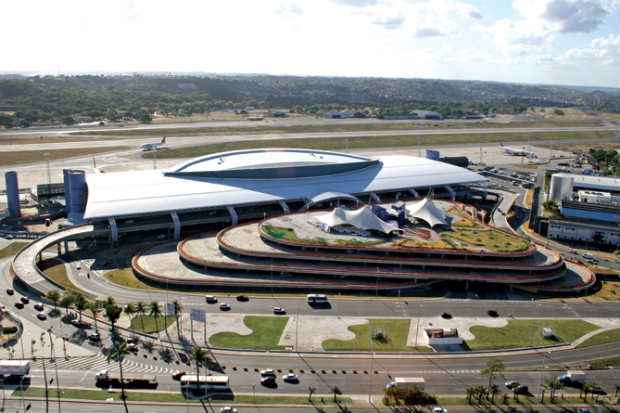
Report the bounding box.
[161,136,166,144]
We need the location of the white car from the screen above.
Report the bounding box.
[282,373,298,383]
[273,307,286,315]
[219,407,238,413]
[432,407,448,413]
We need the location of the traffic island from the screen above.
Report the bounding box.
[209,315,288,350]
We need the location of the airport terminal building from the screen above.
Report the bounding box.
[72,148,487,241]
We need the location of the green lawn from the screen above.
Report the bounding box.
[441,228,530,253]
[11,387,351,405]
[143,131,615,159]
[577,328,620,348]
[105,268,159,291]
[130,314,175,334]
[209,316,288,350]
[0,242,28,258]
[322,318,413,351]
[467,319,599,350]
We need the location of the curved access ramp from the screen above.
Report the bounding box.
[10,224,94,296]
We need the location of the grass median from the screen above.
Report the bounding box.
[209,315,288,350]
[0,242,28,258]
[130,314,175,334]
[143,130,615,159]
[577,328,620,348]
[322,318,424,352]
[0,146,129,167]
[11,387,351,405]
[467,319,599,350]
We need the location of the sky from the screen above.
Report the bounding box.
[2,0,619,87]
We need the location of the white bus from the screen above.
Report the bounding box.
[307,293,328,304]
[180,375,230,392]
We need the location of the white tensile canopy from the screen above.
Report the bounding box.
[316,206,401,235]
[406,197,448,227]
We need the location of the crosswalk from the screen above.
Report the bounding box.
[31,355,178,375]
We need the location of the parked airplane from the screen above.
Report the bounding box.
[500,143,537,158]
[141,136,167,152]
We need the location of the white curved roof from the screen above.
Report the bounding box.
[83,149,486,220]
[406,197,448,227]
[316,206,400,234]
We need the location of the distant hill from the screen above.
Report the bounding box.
[1,74,619,127]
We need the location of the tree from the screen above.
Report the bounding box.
[107,339,130,413]
[332,385,342,403]
[191,346,207,398]
[89,300,105,333]
[466,387,475,404]
[136,301,146,332]
[308,386,317,402]
[473,385,487,404]
[149,301,162,338]
[124,303,136,321]
[105,304,122,331]
[172,300,182,339]
[59,291,75,315]
[481,359,505,391]
[73,293,88,322]
[489,384,499,403]
[545,378,563,402]
[46,291,60,315]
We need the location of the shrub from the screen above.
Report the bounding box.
[2,326,18,335]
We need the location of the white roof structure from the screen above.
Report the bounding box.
[83,148,486,220]
[316,206,401,234]
[406,197,448,227]
[553,173,620,192]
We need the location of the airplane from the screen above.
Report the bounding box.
[141,136,167,152]
[499,143,537,158]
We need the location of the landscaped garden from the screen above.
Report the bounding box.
[209,315,288,350]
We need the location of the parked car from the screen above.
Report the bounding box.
[20,296,29,304]
[37,312,47,320]
[88,333,101,342]
[14,302,24,309]
[6,289,14,296]
[34,303,44,311]
[127,343,139,352]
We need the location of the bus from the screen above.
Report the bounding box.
[180,375,230,392]
[307,293,328,305]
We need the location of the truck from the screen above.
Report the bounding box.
[95,369,157,388]
[0,360,31,384]
[558,370,586,386]
[386,377,425,390]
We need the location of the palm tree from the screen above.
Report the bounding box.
[46,290,60,315]
[466,387,475,404]
[489,384,499,403]
[59,291,75,316]
[124,303,136,327]
[308,386,317,402]
[148,301,162,338]
[105,304,122,331]
[136,302,146,332]
[545,378,563,402]
[172,300,182,339]
[474,385,487,404]
[105,296,116,307]
[89,300,105,333]
[332,385,342,403]
[191,346,207,398]
[107,339,130,413]
[73,293,88,322]
[481,359,505,391]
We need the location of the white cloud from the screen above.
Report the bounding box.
[414,27,445,37]
[373,13,406,29]
[332,0,378,6]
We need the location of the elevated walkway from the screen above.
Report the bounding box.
[10,224,93,296]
